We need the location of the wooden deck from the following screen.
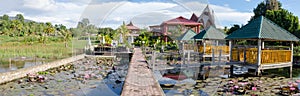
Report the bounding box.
[121,48,164,96]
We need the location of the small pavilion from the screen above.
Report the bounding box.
[226,16,299,77]
[193,26,229,61]
[177,29,197,52]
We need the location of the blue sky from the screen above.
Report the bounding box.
[0,0,299,29]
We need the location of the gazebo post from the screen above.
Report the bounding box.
[203,40,206,62]
[262,41,265,49]
[257,39,262,76]
[290,42,294,78]
[229,40,233,61]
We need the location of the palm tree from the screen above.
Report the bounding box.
[116,21,130,46]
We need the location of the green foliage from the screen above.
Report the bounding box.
[134,29,154,47]
[0,14,72,44]
[252,0,299,33]
[226,24,240,35]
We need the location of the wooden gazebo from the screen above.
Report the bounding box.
[226,16,299,77]
[193,26,229,61]
[177,29,197,52]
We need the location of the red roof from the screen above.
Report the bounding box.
[163,16,201,25]
[126,21,139,30]
[190,13,198,22]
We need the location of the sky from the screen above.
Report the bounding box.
[0,0,299,29]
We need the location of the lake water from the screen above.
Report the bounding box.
[0,58,51,73]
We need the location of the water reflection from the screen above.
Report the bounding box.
[0,58,49,73]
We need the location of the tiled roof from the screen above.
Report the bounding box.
[193,26,227,40]
[126,21,139,30]
[190,13,198,22]
[177,29,197,41]
[226,16,299,41]
[163,16,201,25]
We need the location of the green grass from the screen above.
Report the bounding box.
[0,36,88,60]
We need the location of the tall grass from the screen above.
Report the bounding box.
[0,36,88,60]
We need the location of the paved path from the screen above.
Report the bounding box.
[121,48,164,96]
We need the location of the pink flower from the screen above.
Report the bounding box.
[229,81,234,84]
[290,87,296,91]
[293,83,298,86]
[259,81,263,83]
[296,80,300,83]
[252,87,257,91]
[84,73,90,79]
[234,85,239,89]
[230,87,234,90]
[288,82,292,85]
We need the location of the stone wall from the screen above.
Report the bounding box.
[0,54,85,84]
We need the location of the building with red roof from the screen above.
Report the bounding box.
[161,16,202,41]
[126,21,140,44]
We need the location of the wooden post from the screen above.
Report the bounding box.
[262,41,265,49]
[203,40,206,62]
[257,39,262,76]
[244,48,247,63]
[290,42,294,78]
[230,65,234,78]
[212,49,215,64]
[183,51,186,64]
[229,40,233,61]
[187,51,190,64]
[219,49,222,66]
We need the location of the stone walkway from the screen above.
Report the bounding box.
[121,48,164,96]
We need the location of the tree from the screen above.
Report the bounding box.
[2,14,9,21]
[16,14,24,22]
[252,0,299,33]
[116,21,130,46]
[226,24,240,35]
[253,2,267,19]
[266,9,299,33]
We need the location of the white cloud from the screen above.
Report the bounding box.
[23,0,57,11]
[0,0,254,29]
[245,0,251,2]
[6,11,24,17]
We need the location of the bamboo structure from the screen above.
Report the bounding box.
[226,16,299,77]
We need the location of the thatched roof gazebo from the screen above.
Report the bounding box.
[226,16,299,77]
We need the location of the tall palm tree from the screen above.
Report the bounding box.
[116,21,130,46]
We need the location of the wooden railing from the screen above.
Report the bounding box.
[183,44,198,51]
[261,50,291,64]
[199,46,229,55]
[232,48,291,64]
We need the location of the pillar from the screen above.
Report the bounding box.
[290,42,294,78]
[229,40,233,61]
[257,39,262,76]
[262,41,265,49]
[203,40,206,62]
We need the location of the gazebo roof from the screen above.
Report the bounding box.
[177,29,197,41]
[193,26,227,40]
[226,16,299,41]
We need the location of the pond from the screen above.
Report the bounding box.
[0,53,131,96]
[0,58,53,73]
